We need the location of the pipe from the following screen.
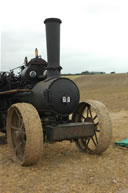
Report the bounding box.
[44,18,62,78]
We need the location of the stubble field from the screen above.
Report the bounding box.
[0,73,128,193]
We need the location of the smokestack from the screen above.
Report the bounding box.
[44,18,62,78]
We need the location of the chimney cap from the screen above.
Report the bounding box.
[44,18,62,24]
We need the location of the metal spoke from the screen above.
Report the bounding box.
[86,138,90,146]
[14,108,21,120]
[15,142,22,153]
[94,133,98,145]
[14,130,25,143]
[14,109,24,130]
[91,137,97,147]
[11,126,19,131]
[18,121,24,130]
[87,107,89,117]
[79,139,86,149]
[93,114,97,120]
[86,106,92,118]
[77,111,86,120]
[95,122,99,127]
[95,129,100,132]
[88,107,92,118]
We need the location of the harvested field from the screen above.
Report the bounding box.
[75,73,128,112]
[0,73,128,193]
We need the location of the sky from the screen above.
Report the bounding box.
[0,0,128,74]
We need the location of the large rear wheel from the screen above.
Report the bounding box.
[72,100,112,154]
[7,103,43,166]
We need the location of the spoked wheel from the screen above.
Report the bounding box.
[72,100,112,154]
[7,103,43,166]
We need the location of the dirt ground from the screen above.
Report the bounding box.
[0,73,128,193]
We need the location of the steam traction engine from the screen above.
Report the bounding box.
[0,18,112,166]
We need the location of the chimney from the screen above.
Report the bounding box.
[44,18,62,78]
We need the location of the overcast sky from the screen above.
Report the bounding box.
[0,0,128,74]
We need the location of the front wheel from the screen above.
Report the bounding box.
[72,100,112,154]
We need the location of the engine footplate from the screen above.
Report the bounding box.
[46,122,95,142]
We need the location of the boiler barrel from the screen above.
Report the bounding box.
[24,77,80,115]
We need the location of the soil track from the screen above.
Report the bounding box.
[0,73,128,193]
[75,73,128,112]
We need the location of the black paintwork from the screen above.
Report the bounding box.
[0,18,95,143]
[0,18,80,137]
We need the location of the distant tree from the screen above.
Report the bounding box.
[81,71,89,75]
[110,72,116,74]
[100,72,105,74]
[81,71,105,75]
